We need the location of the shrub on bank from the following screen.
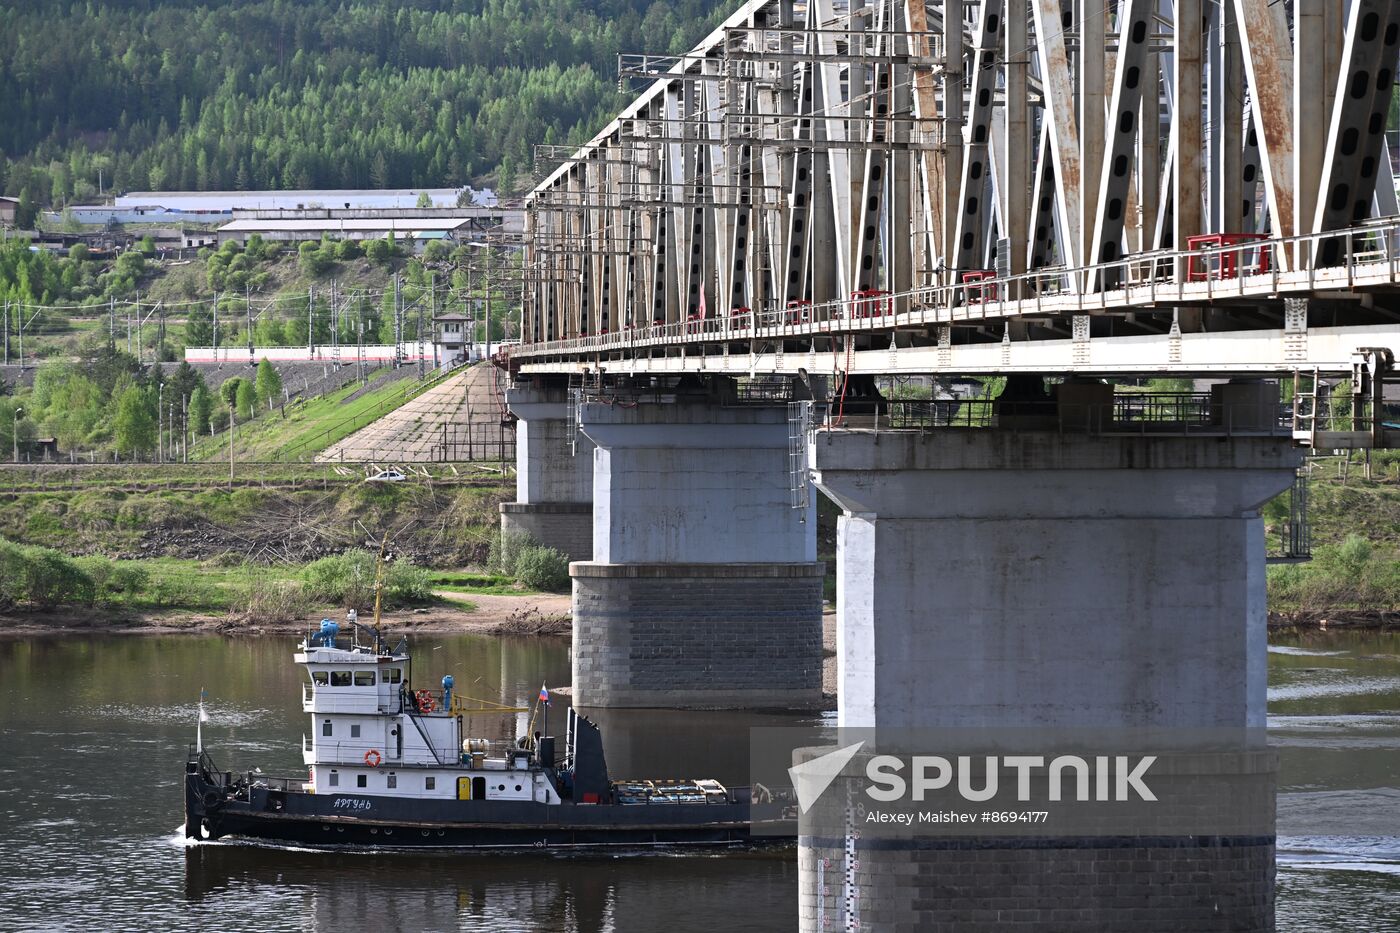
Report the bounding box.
[232,575,310,623]
[385,561,433,603]
[488,531,533,577]
[301,549,432,609]
[513,545,570,592]
[1268,533,1400,610]
[488,532,570,592]
[73,556,149,603]
[0,539,97,610]
[303,550,377,608]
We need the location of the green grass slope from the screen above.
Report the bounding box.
[188,366,459,463]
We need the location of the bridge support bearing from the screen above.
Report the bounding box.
[805,430,1300,931]
[500,387,595,561]
[572,400,822,709]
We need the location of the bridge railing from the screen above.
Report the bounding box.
[821,393,1290,438]
[522,216,1400,355]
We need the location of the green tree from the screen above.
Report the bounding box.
[0,398,29,462]
[255,358,283,410]
[190,385,213,435]
[298,240,332,276]
[167,360,205,405]
[186,304,213,346]
[244,235,275,263]
[498,153,517,194]
[219,376,243,410]
[416,191,433,208]
[378,288,399,343]
[112,386,155,458]
[0,0,726,230]
[79,345,142,397]
[30,361,104,451]
[16,189,38,229]
[114,250,145,279]
[254,311,287,346]
[235,378,257,420]
[365,236,395,266]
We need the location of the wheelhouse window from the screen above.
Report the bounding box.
[322,720,332,737]
[385,668,402,684]
[328,771,339,787]
[350,724,361,738]
[311,671,328,685]
[425,777,436,790]
[387,773,397,789]
[330,671,352,687]
[354,671,375,687]
[357,775,367,788]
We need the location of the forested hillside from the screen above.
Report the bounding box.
[0,0,724,212]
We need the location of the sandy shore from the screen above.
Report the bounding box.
[0,592,574,639]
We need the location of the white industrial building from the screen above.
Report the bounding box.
[215,211,521,251]
[117,188,496,211]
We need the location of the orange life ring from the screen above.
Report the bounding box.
[415,689,437,713]
[364,749,382,767]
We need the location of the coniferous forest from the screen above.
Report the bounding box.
[0,0,725,210]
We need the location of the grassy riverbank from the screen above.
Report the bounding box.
[1266,454,1400,618]
[0,462,510,565]
[2,450,1395,628]
[0,462,536,626]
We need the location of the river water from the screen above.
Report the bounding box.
[1,631,1398,931]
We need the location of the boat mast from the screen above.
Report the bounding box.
[372,530,389,628]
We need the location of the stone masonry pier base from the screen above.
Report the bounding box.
[572,562,823,708]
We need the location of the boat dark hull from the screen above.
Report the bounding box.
[186,762,791,851]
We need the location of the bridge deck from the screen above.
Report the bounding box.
[514,221,1400,377]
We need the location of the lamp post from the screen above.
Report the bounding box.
[12,406,22,463]
[466,241,489,361]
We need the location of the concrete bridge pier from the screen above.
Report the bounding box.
[500,385,594,561]
[571,398,823,709]
[803,430,1300,931]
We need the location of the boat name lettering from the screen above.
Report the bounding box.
[333,798,373,811]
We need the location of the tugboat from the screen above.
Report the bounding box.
[184,620,788,848]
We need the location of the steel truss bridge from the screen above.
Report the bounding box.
[513,0,1400,446]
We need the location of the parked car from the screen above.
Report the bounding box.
[365,468,407,483]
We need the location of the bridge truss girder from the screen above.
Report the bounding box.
[521,0,1400,365]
